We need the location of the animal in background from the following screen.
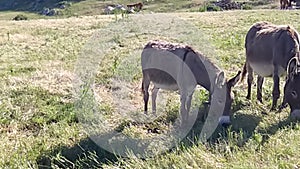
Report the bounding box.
[127,2,143,11]
[280,0,290,9]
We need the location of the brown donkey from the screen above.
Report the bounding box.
[280,0,290,9]
[127,2,143,11]
[241,21,300,110]
[141,40,241,126]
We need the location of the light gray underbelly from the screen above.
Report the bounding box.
[250,62,286,77]
[153,82,179,91]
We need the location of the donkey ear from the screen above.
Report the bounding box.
[228,71,242,88]
[215,71,225,88]
[287,57,298,80]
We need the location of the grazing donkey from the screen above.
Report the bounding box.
[241,21,300,110]
[141,40,241,125]
[127,2,143,11]
[280,0,290,9]
[281,56,300,118]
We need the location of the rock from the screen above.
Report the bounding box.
[41,8,50,15]
[59,5,66,9]
[12,14,28,21]
[40,8,57,16]
[214,0,243,10]
[47,9,56,16]
[104,6,115,14]
[128,8,135,13]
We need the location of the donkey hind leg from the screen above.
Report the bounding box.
[246,64,254,100]
[151,87,159,114]
[257,75,264,103]
[142,78,150,114]
[271,66,280,110]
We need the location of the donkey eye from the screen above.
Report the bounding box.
[291,91,298,99]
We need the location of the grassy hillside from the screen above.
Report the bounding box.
[0,0,278,20]
[0,7,300,169]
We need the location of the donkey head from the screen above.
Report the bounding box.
[214,71,241,126]
[283,57,300,119]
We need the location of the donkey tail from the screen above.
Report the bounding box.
[241,62,247,82]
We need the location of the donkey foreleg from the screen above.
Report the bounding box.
[180,94,188,123]
[278,84,289,112]
[186,91,194,114]
[151,87,159,114]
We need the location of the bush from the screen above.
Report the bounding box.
[12,14,28,21]
[199,5,207,12]
[199,4,222,12]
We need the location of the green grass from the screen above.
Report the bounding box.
[1,7,300,169]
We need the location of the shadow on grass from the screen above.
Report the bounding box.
[36,137,118,169]
[180,99,262,147]
[258,115,299,145]
[36,99,279,168]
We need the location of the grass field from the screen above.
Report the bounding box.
[1,4,300,169]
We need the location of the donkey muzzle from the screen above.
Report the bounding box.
[219,115,231,127]
[291,109,300,119]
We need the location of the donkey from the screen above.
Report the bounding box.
[141,40,241,126]
[241,21,300,110]
[127,2,143,11]
[280,0,290,9]
[281,56,300,118]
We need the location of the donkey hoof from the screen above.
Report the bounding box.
[219,116,231,128]
[222,122,232,128]
[270,106,277,111]
[203,101,211,105]
[291,110,300,119]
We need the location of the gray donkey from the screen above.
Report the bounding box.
[282,56,300,118]
[241,21,300,110]
[141,40,241,126]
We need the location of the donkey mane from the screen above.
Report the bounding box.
[144,40,221,73]
[144,40,193,51]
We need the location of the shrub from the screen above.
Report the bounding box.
[199,5,207,12]
[199,4,222,12]
[12,14,28,21]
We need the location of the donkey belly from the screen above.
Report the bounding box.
[153,82,179,91]
[146,69,179,91]
[250,62,286,77]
